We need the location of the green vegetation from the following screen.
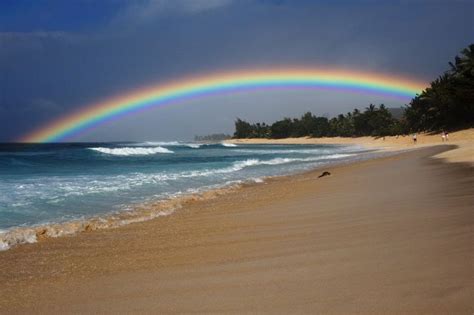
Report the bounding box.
[234,105,402,139]
[234,44,473,139]
[405,44,473,131]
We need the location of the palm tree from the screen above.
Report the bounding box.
[449,44,474,78]
[366,104,376,113]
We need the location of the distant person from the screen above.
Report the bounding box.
[441,131,446,142]
[412,133,417,144]
[445,132,449,141]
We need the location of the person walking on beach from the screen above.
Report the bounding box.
[445,132,449,141]
[413,133,417,144]
[441,131,446,142]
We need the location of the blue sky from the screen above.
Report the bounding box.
[0,0,472,141]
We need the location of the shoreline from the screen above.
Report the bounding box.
[1,145,473,313]
[0,181,244,251]
[225,128,474,164]
[0,146,385,251]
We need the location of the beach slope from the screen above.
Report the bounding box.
[0,145,473,314]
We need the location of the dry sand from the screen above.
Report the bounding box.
[0,145,473,314]
[227,128,474,165]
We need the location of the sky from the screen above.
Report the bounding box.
[0,0,472,142]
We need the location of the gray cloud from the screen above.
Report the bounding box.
[143,0,235,14]
[0,1,472,141]
[109,0,236,30]
[0,31,77,58]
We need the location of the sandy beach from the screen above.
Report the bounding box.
[2,0,472,313]
[0,142,473,314]
[227,128,474,165]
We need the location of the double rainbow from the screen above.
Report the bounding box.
[20,69,425,142]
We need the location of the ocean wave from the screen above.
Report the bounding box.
[229,157,300,170]
[0,182,248,251]
[185,143,201,148]
[0,207,176,251]
[89,146,174,156]
[133,142,235,148]
[321,153,353,159]
[0,147,360,251]
[0,153,354,206]
[133,141,203,148]
[142,141,181,146]
[224,154,352,172]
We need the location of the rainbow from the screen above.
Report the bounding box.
[20,69,425,142]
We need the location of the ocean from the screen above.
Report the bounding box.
[0,142,372,250]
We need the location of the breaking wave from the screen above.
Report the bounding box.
[0,140,373,252]
[142,141,181,146]
[129,142,238,149]
[136,141,203,148]
[185,143,201,148]
[0,153,356,251]
[89,146,174,156]
[226,154,352,171]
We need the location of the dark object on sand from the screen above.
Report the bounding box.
[318,171,331,178]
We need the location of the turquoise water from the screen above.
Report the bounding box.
[0,142,370,249]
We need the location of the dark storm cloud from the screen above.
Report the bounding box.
[0,0,472,141]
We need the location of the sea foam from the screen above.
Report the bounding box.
[0,141,371,251]
[225,154,352,171]
[138,141,201,148]
[89,146,174,156]
[221,143,237,147]
[0,182,248,251]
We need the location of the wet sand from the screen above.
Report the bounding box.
[0,145,473,314]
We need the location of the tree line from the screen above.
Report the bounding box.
[405,44,473,131]
[234,44,473,139]
[234,104,402,138]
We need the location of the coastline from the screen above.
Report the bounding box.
[0,182,246,251]
[1,145,472,313]
[225,128,474,165]
[2,128,470,252]
[0,146,375,252]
